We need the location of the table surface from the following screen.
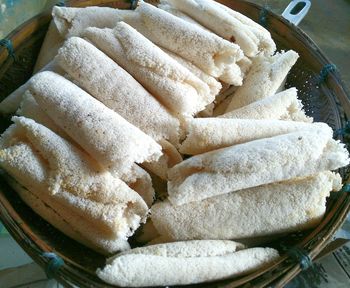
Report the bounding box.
[1,1,350,287]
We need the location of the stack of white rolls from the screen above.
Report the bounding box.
[0,1,348,287]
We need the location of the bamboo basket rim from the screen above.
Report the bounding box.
[0,1,350,287]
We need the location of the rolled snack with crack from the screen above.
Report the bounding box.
[33,20,64,72]
[124,2,243,81]
[157,3,244,85]
[0,117,149,253]
[168,128,349,205]
[162,48,222,99]
[28,71,162,175]
[57,36,180,143]
[142,139,183,180]
[225,50,299,112]
[84,24,212,117]
[165,0,276,57]
[219,88,312,122]
[97,240,278,287]
[52,6,134,38]
[0,59,64,115]
[211,85,238,116]
[121,164,155,207]
[153,171,342,241]
[16,93,155,207]
[180,119,330,155]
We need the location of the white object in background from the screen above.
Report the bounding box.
[282,0,311,25]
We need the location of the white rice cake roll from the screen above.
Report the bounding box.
[166,0,276,57]
[153,171,342,241]
[225,50,299,112]
[16,91,71,140]
[83,24,212,117]
[220,88,312,122]
[121,239,245,257]
[28,71,162,175]
[142,139,183,180]
[52,6,134,38]
[180,119,330,155]
[7,178,130,255]
[57,36,180,144]
[121,164,155,207]
[158,2,245,86]
[168,128,349,205]
[33,20,64,72]
[97,240,278,287]
[158,2,208,29]
[0,59,64,115]
[18,91,155,207]
[0,117,149,247]
[163,48,222,99]
[124,2,243,80]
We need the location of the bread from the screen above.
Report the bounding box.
[225,51,299,112]
[0,117,149,250]
[83,23,213,117]
[57,36,180,144]
[180,119,327,155]
[219,88,312,122]
[28,71,162,175]
[168,128,349,204]
[52,6,134,38]
[124,2,243,80]
[165,0,276,57]
[152,172,342,241]
[97,240,278,287]
[0,59,64,115]
[33,21,64,72]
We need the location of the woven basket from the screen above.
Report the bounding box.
[0,1,349,287]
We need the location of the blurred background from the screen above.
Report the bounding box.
[0,0,56,38]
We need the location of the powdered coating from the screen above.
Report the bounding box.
[0,117,150,253]
[124,2,243,79]
[52,6,134,38]
[225,51,299,112]
[84,24,212,117]
[165,0,276,57]
[220,88,312,122]
[97,241,278,286]
[57,36,180,143]
[180,119,326,155]
[152,172,342,240]
[169,129,349,204]
[28,71,162,174]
